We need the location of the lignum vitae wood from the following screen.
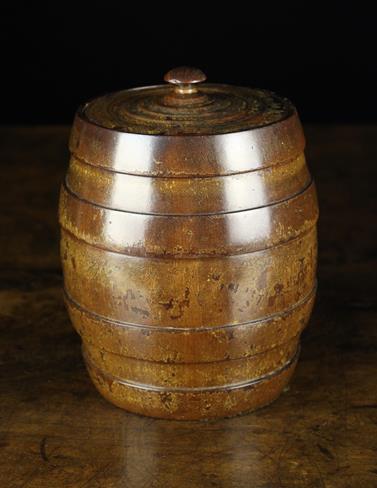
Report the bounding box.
[60,71,318,419]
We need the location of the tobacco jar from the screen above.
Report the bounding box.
[59,67,318,420]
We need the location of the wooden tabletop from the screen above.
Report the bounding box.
[0,126,376,487]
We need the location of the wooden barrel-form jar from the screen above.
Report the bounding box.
[59,67,318,420]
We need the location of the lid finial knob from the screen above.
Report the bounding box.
[164,66,207,95]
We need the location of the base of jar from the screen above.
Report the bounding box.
[85,349,299,420]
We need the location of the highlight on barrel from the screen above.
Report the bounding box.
[59,67,318,420]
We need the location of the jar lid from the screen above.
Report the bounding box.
[71,67,304,177]
[81,67,295,136]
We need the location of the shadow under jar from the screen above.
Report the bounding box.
[59,67,318,420]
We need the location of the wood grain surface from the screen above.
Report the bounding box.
[0,126,376,486]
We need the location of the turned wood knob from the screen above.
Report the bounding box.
[164,66,206,94]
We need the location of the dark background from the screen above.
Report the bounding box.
[1,2,375,125]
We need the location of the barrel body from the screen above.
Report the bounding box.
[59,111,318,420]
